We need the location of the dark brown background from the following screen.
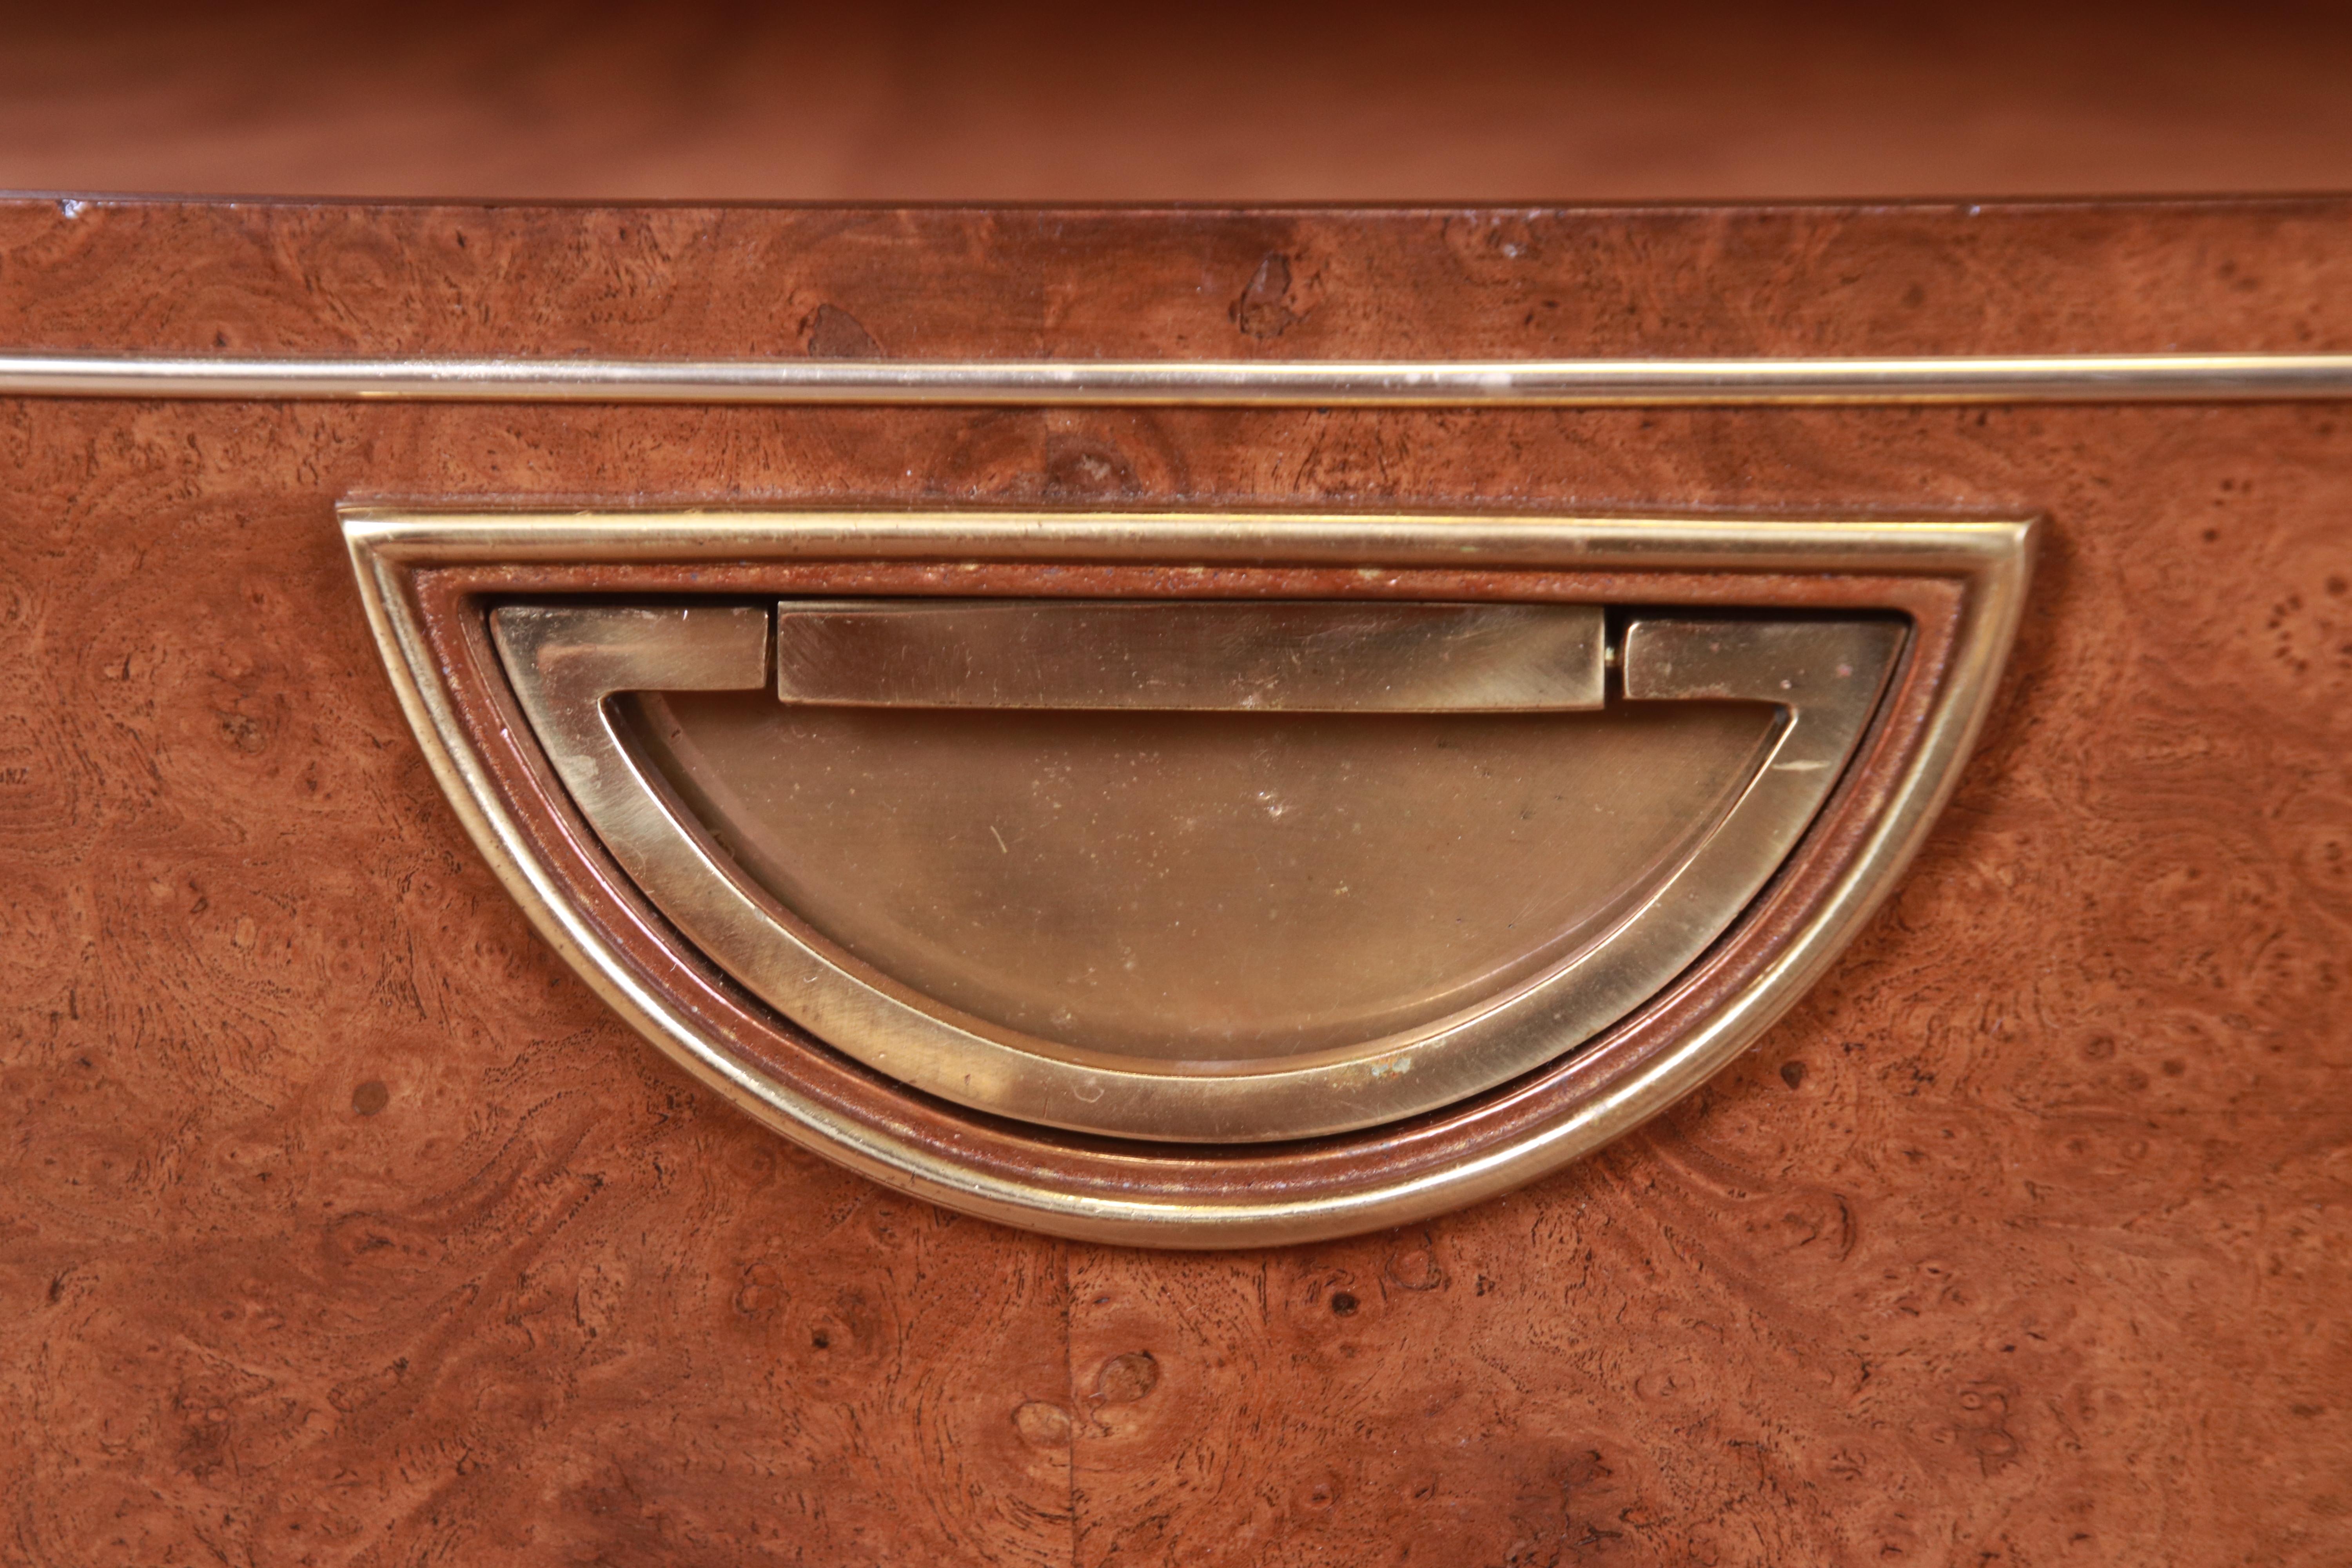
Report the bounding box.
[1,0,2350,201]
[1,197,2347,1566]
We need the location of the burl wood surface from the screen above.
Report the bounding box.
[1,201,2347,1566]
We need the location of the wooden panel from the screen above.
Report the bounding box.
[4,1,2352,199]
[1,201,2347,1564]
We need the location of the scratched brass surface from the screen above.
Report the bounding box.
[636,693,1773,1061]
[487,590,1905,1143]
[768,600,1609,712]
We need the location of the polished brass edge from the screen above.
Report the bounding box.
[18,352,2352,407]
[347,541,980,1225]
[1459,519,2040,1196]
[339,508,2031,576]
[343,507,2036,1247]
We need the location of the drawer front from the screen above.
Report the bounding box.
[2,201,2347,1564]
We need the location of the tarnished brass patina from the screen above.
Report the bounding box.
[770,601,1610,712]
[494,600,1897,1141]
[345,508,2031,1243]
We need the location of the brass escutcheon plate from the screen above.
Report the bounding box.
[345,508,2033,1245]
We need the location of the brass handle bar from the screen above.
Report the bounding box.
[9,352,2352,405]
[771,601,1609,712]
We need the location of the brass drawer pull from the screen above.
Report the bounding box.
[348,507,2029,1241]
[490,598,1899,1143]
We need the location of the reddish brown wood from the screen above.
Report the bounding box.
[5,0,2352,201]
[2,201,2348,1565]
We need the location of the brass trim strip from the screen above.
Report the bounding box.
[13,351,2352,405]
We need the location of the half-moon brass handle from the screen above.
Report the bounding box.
[492,599,1901,1142]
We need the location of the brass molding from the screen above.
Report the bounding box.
[14,350,2352,405]
[344,507,2034,1246]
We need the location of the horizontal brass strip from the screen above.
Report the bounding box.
[772,601,1609,712]
[7,352,2352,406]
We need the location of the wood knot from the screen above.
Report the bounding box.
[1011,1399,1073,1448]
[1094,1350,1159,1404]
[1231,252,1307,340]
[803,303,883,359]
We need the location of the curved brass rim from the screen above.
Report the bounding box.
[344,508,2034,1245]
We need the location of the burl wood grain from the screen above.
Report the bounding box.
[1,201,2348,1566]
